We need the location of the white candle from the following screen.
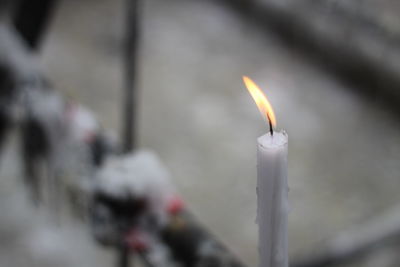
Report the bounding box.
[257,131,288,267]
[243,76,289,267]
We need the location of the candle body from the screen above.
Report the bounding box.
[257,131,288,267]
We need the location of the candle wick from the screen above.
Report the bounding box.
[267,114,274,136]
[269,120,274,136]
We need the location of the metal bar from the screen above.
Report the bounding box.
[162,211,247,267]
[117,244,131,267]
[122,0,140,153]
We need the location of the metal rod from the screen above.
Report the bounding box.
[162,211,247,267]
[122,0,140,153]
[117,244,130,267]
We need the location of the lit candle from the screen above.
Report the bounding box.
[243,76,289,267]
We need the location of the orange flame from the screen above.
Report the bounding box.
[243,76,276,128]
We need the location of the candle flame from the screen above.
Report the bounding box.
[243,76,277,128]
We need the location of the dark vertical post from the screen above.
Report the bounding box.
[122,0,140,153]
[12,0,58,50]
[118,0,140,265]
[117,243,130,267]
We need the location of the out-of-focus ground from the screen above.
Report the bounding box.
[274,0,400,37]
[1,0,400,266]
[255,0,400,38]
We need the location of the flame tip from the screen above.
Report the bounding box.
[242,76,277,128]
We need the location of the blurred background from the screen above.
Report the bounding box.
[1,0,400,266]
